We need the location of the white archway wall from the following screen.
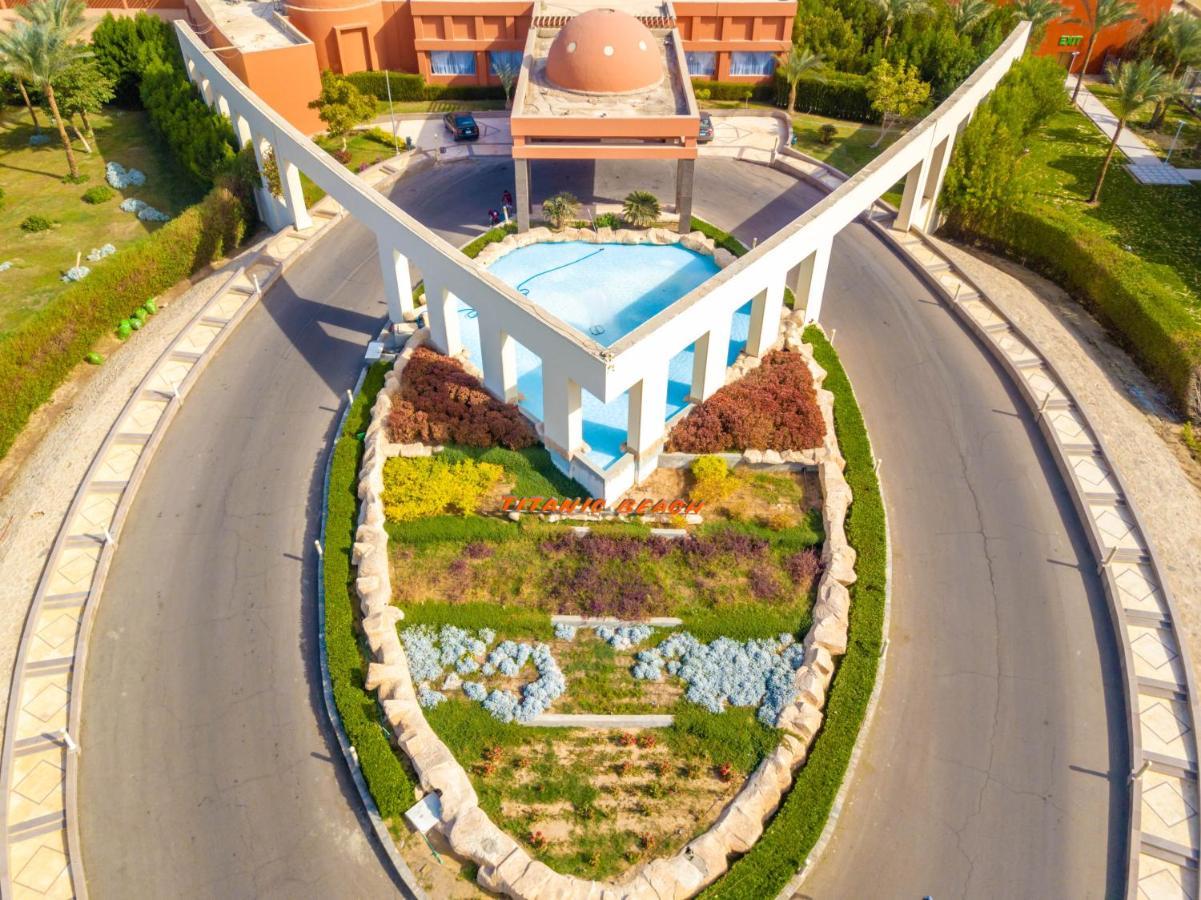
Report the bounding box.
[175,20,1029,492]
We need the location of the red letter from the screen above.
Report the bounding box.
[635,499,655,515]
[615,499,635,515]
[542,498,560,513]
[502,496,518,511]
[668,500,685,515]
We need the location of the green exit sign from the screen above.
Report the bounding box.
[1058,35,1083,46]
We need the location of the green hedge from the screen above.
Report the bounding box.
[0,183,253,460]
[948,206,1201,421]
[324,362,417,825]
[343,69,506,103]
[691,79,777,103]
[701,325,887,898]
[692,73,875,123]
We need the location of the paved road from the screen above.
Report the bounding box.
[78,157,1126,898]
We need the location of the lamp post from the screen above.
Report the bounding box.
[1166,120,1186,165]
[384,70,400,157]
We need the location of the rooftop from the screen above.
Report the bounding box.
[194,0,306,52]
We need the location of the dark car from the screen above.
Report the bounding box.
[443,112,480,141]
[698,112,714,143]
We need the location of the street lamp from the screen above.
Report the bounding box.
[1166,119,1186,165]
[384,70,400,157]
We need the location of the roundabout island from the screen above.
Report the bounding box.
[0,1,1172,897]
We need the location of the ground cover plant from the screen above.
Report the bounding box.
[386,346,536,449]
[666,350,827,453]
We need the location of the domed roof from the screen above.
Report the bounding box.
[544,9,662,94]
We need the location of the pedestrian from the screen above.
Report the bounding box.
[502,189,514,210]
[488,208,500,226]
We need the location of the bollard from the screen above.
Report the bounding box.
[314,539,324,559]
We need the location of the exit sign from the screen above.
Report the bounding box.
[1058,35,1083,46]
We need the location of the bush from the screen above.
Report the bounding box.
[594,212,623,229]
[361,126,397,148]
[700,326,886,898]
[387,347,537,449]
[381,455,503,521]
[323,363,416,824]
[0,183,252,459]
[668,351,827,453]
[19,215,52,233]
[82,185,115,204]
[690,455,735,503]
[691,79,776,104]
[342,69,425,101]
[818,123,838,144]
[948,205,1201,420]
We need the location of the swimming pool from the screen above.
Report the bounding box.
[453,241,751,470]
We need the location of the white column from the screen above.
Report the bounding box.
[424,281,462,357]
[790,240,833,325]
[278,156,312,231]
[233,115,252,150]
[377,236,414,324]
[894,155,931,232]
[745,277,786,358]
[215,94,231,119]
[625,364,669,460]
[675,159,695,235]
[200,77,214,105]
[918,131,957,233]
[477,309,518,401]
[689,314,732,403]
[542,371,583,459]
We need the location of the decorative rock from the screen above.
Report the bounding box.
[365,662,410,691]
[445,806,519,867]
[743,449,764,464]
[713,249,736,268]
[441,672,462,691]
[762,449,784,465]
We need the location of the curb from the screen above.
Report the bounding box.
[315,367,426,899]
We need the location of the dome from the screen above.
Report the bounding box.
[544,9,663,94]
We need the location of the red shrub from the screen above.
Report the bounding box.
[666,350,826,453]
[387,347,536,450]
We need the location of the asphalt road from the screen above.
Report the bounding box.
[78,157,1126,899]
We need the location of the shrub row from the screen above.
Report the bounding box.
[323,362,417,826]
[667,351,827,453]
[701,325,886,898]
[947,206,1201,421]
[381,455,503,522]
[691,72,876,123]
[387,347,538,449]
[0,183,254,460]
[342,69,506,103]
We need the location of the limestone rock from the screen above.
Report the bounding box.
[713,249,737,269]
[445,807,519,868]
[762,449,784,465]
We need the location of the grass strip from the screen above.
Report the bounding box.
[324,361,417,828]
[699,325,886,898]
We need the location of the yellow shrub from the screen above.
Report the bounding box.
[690,455,735,504]
[381,456,502,521]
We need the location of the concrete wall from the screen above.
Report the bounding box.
[1033,0,1165,74]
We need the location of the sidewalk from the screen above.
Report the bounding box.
[1069,76,1196,185]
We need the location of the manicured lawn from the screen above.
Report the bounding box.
[300,131,405,205]
[372,98,507,117]
[0,105,202,335]
[1086,84,1201,163]
[1018,107,1201,311]
[789,112,896,175]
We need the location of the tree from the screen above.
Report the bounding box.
[777,45,824,112]
[872,0,929,51]
[946,0,993,35]
[493,57,520,110]
[541,191,579,229]
[1013,0,1071,47]
[307,71,375,153]
[1069,0,1139,104]
[622,190,661,227]
[91,12,172,107]
[1145,14,1201,127]
[1088,59,1177,202]
[51,58,115,153]
[866,59,931,146]
[0,21,89,179]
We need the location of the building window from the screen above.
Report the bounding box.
[489,50,523,76]
[685,51,716,77]
[430,51,476,76]
[729,51,777,77]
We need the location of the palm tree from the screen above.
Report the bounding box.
[16,0,87,40]
[622,190,661,227]
[947,0,993,35]
[1147,14,1201,127]
[1,22,89,179]
[541,191,579,229]
[0,49,41,131]
[1069,0,1139,104]
[1088,59,1178,203]
[777,45,823,113]
[873,0,929,50]
[1013,0,1071,48]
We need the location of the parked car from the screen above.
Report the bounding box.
[443,112,480,141]
[698,112,714,143]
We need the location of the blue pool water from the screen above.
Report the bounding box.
[452,242,751,470]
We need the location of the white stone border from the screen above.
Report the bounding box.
[471,225,740,271]
[350,310,858,899]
